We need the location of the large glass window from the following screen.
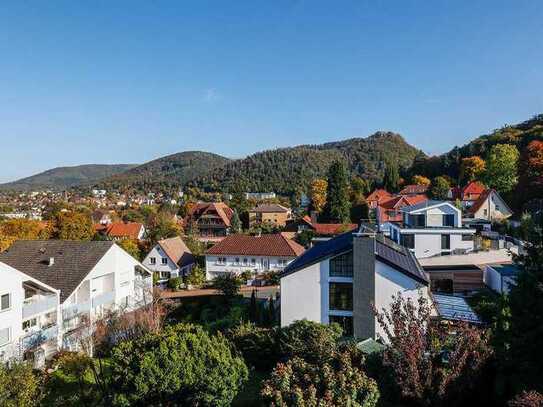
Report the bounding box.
[329,315,353,337]
[409,214,426,227]
[330,251,353,277]
[441,234,451,250]
[329,283,353,311]
[443,214,455,227]
[400,234,415,249]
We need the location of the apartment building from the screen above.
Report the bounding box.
[0,240,152,359]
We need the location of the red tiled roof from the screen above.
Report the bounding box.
[366,189,393,203]
[399,184,429,195]
[249,204,290,213]
[378,194,428,223]
[312,223,357,235]
[467,189,492,215]
[462,181,486,201]
[206,233,305,257]
[105,222,144,240]
[158,236,194,268]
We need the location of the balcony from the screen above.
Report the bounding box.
[62,300,92,321]
[92,291,115,308]
[20,325,58,351]
[22,295,57,319]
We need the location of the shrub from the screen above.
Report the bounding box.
[110,323,248,406]
[186,265,206,288]
[168,277,182,291]
[0,361,43,407]
[262,344,380,407]
[240,270,253,283]
[228,323,280,370]
[212,274,242,298]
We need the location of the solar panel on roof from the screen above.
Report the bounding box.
[433,294,482,324]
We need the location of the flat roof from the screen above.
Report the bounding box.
[433,294,482,324]
[489,263,520,277]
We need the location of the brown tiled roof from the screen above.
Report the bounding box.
[205,234,305,257]
[158,236,195,268]
[249,204,290,213]
[378,194,428,223]
[105,222,143,240]
[367,189,393,203]
[301,216,357,236]
[187,202,233,227]
[0,240,114,302]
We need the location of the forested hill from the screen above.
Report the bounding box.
[0,164,137,191]
[190,132,424,194]
[92,151,231,192]
[409,114,543,180]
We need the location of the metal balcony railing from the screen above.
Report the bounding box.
[22,295,57,319]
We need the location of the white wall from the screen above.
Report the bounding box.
[0,263,25,361]
[206,254,295,280]
[473,192,512,221]
[374,262,431,340]
[399,230,475,258]
[416,204,460,227]
[280,260,328,327]
[142,245,179,281]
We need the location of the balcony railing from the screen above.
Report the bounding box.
[92,291,115,308]
[62,300,92,321]
[20,325,58,350]
[22,295,57,319]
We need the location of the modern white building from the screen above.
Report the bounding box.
[0,262,60,367]
[280,229,431,339]
[389,200,476,259]
[143,236,195,284]
[205,234,304,280]
[0,240,153,359]
[484,263,520,294]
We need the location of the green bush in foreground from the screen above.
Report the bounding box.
[0,361,43,407]
[109,323,248,406]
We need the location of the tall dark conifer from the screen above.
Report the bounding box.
[323,161,351,223]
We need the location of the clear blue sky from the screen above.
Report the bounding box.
[1,1,542,182]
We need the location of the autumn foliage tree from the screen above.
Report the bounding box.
[309,178,327,214]
[412,175,431,186]
[518,140,543,202]
[460,156,486,183]
[54,211,94,240]
[0,219,51,251]
[374,294,493,407]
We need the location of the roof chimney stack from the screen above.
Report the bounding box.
[48,257,55,267]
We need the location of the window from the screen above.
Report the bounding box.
[409,214,426,227]
[462,234,474,241]
[483,209,488,216]
[235,258,240,265]
[217,257,227,265]
[400,234,415,249]
[330,251,353,277]
[441,234,451,250]
[22,318,37,330]
[0,294,10,311]
[150,257,156,265]
[329,283,353,311]
[243,258,248,265]
[443,214,455,227]
[329,315,353,336]
[161,257,168,265]
[0,327,10,346]
[251,258,256,265]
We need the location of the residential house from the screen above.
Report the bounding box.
[424,264,485,294]
[97,222,146,241]
[205,234,304,280]
[0,240,153,353]
[389,201,476,258]
[399,184,429,196]
[248,204,291,228]
[451,181,486,207]
[484,263,520,294]
[0,261,60,367]
[91,210,112,225]
[143,236,195,284]
[466,189,513,221]
[185,202,233,241]
[366,189,393,209]
[245,192,276,200]
[280,229,431,338]
[376,194,427,233]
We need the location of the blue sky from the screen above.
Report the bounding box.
[1,1,542,182]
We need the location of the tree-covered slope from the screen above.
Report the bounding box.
[0,164,137,191]
[191,132,424,194]
[93,151,231,192]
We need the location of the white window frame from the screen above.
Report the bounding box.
[161,257,168,265]
[0,293,11,312]
[150,257,156,265]
[0,327,11,347]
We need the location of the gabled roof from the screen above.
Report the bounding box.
[366,189,393,202]
[462,181,486,199]
[157,236,195,268]
[379,194,427,210]
[205,233,305,257]
[281,231,428,284]
[104,222,144,239]
[249,204,290,213]
[300,216,357,236]
[401,200,452,213]
[0,240,114,302]
[467,189,513,215]
[188,202,233,227]
[399,184,429,195]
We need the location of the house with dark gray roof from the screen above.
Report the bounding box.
[280,229,431,339]
[0,240,152,353]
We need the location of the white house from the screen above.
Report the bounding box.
[143,236,196,284]
[205,234,305,280]
[389,200,476,258]
[0,240,153,354]
[0,262,60,367]
[484,263,520,294]
[466,189,513,221]
[280,229,431,339]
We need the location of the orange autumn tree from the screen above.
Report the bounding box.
[411,175,431,186]
[460,156,486,183]
[518,140,543,202]
[0,219,51,252]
